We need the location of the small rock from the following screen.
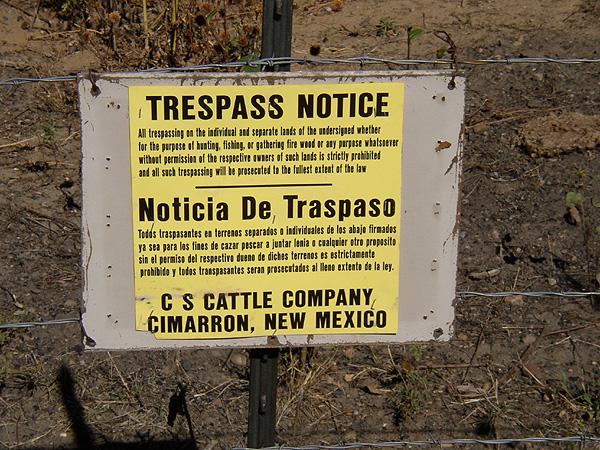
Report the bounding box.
[229,351,247,367]
[567,206,582,226]
[456,384,486,397]
[342,346,356,358]
[504,294,524,306]
[532,72,544,82]
[468,268,501,280]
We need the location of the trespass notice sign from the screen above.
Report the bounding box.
[79,71,464,350]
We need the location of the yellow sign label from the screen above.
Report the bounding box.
[128,81,404,339]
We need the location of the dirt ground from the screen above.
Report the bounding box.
[1,0,599,448]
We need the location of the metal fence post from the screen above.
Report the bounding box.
[247,1,292,448]
[260,0,293,72]
[248,347,280,448]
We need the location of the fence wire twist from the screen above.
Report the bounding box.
[232,435,600,449]
[1,56,600,86]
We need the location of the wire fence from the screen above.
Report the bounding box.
[1,53,599,448]
[232,435,600,449]
[457,290,600,298]
[0,317,80,329]
[1,53,598,332]
[1,56,600,86]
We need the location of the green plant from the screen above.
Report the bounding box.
[559,371,600,421]
[390,371,430,423]
[406,26,423,59]
[376,17,398,37]
[565,191,583,209]
[60,0,81,14]
[408,344,425,363]
[40,123,56,142]
[407,26,423,41]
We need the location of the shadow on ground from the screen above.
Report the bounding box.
[21,364,198,450]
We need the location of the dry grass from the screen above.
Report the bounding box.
[45,0,262,69]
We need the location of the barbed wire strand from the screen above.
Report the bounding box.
[1,291,598,330]
[231,435,600,449]
[457,290,600,298]
[0,317,79,329]
[2,56,600,86]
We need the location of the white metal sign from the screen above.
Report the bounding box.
[79,71,464,350]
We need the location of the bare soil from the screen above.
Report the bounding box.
[1,0,599,448]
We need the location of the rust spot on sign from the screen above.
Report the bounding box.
[435,140,452,152]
